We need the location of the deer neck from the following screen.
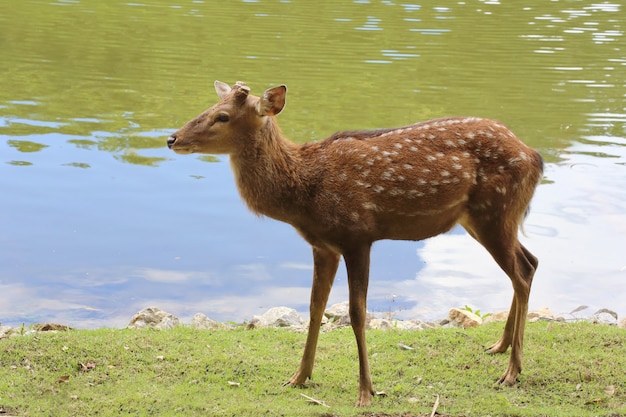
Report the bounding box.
[229,119,306,220]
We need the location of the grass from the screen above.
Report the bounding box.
[1,321,625,416]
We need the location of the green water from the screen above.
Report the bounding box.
[1,1,624,327]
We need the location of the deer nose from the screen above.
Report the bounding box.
[166,135,177,149]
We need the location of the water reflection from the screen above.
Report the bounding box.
[1,0,625,328]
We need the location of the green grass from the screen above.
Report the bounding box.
[1,321,625,416]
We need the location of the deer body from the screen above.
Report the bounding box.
[167,81,543,407]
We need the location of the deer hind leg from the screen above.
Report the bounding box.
[286,246,340,387]
[461,217,538,385]
[487,244,538,355]
[343,243,376,407]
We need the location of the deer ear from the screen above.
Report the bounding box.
[257,85,287,116]
[214,80,232,99]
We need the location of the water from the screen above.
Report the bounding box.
[1,1,624,328]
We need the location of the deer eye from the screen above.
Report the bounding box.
[215,113,230,123]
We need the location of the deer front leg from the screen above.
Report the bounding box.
[344,244,376,407]
[285,246,340,387]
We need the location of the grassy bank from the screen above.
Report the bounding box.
[1,321,625,416]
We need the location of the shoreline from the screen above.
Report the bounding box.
[2,303,625,338]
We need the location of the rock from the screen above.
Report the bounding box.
[448,308,482,329]
[528,307,555,322]
[32,323,72,332]
[249,307,304,328]
[482,310,509,324]
[0,325,13,339]
[323,301,374,327]
[618,317,626,329]
[590,309,618,326]
[593,308,617,320]
[396,319,433,330]
[191,313,226,330]
[127,307,180,330]
[432,318,451,327]
[369,318,394,330]
[325,302,351,326]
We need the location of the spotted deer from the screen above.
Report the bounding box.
[167,81,543,407]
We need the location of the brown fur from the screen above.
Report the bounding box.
[167,81,543,407]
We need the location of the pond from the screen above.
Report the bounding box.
[1,0,624,328]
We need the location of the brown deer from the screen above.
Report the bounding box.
[167,81,543,407]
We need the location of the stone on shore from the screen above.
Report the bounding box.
[324,301,376,327]
[248,307,304,329]
[191,313,228,330]
[369,318,433,331]
[127,307,180,330]
[0,325,13,339]
[324,301,352,326]
[590,309,618,325]
[528,307,555,322]
[482,310,509,324]
[448,308,482,329]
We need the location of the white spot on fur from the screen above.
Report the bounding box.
[373,185,385,193]
[363,202,379,211]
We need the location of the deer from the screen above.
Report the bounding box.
[166,80,544,407]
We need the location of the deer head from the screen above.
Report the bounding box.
[167,81,287,155]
